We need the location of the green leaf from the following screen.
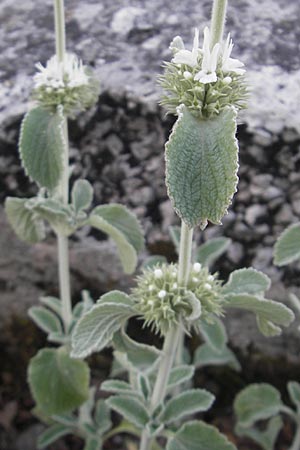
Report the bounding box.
[71,291,137,359]
[165,106,238,228]
[89,204,144,274]
[106,395,149,429]
[72,179,93,212]
[223,294,294,337]
[160,389,214,424]
[94,399,112,434]
[101,380,135,396]
[28,347,90,415]
[40,296,62,317]
[199,318,227,352]
[222,268,271,296]
[112,329,161,373]
[288,381,300,410]
[167,365,195,390]
[37,423,73,449]
[194,343,241,371]
[19,106,64,190]
[5,197,45,243]
[169,225,181,253]
[235,416,283,450]
[196,237,231,267]
[29,306,63,335]
[166,420,237,450]
[234,384,283,428]
[274,223,300,266]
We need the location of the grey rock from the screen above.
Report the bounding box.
[245,204,267,226]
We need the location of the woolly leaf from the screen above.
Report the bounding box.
[166,420,237,450]
[37,424,73,449]
[160,389,214,424]
[165,106,238,228]
[28,347,90,415]
[234,384,283,428]
[222,268,271,296]
[196,237,231,267]
[89,204,144,274]
[19,106,64,190]
[71,291,136,359]
[29,306,63,335]
[40,296,62,317]
[235,416,283,450]
[113,330,161,373]
[167,365,195,390]
[142,255,168,269]
[106,395,149,429]
[83,437,102,450]
[5,197,45,243]
[94,399,112,434]
[101,380,135,396]
[288,381,300,410]
[194,343,241,371]
[223,294,294,336]
[274,223,300,266]
[29,198,76,236]
[199,317,227,352]
[71,179,93,212]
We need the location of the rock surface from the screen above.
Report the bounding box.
[0,0,300,373]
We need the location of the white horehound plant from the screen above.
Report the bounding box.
[4,0,144,449]
[234,225,300,450]
[70,1,294,450]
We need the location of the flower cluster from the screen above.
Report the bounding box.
[33,53,100,116]
[160,27,247,119]
[132,262,223,335]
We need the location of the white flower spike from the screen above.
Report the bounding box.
[221,33,245,75]
[194,27,220,84]
[34,53,89,91]
[172,28,200,68]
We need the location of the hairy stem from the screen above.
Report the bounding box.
[54,0,72,330]
[139,223,193,450]
[210,0,228,48]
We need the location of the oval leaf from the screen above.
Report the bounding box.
[194,343,241,371]
[287,381,300,410]
[160,389,214,424]
[274,223,300,266]
[165,106,238,228]
[198,318,228,352]
[89,204,144,274]
[28,347,90,415]
[5,197,45,243]
[234,383,283,427]
[29,306,63,335]
[167,365,195,390]
[37,424,73,449]
[166,420,237,450]
[222,268,271,296]
[71,179,93,212]
[19,106,64,190]
[71,291,137,359]
[106,395,149,429]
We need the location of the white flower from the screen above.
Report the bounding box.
[172,29,200,68]
[158,290,167,299]
[221,33,245,75]
[154,268,163,279]
[34,53,89,90]
[194,27,220,84]
[193,262,202,273]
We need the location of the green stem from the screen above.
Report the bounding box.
[139,222,193,450]
[54,0,66,62]
[54,0,72,330]
[209,0,228,48]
